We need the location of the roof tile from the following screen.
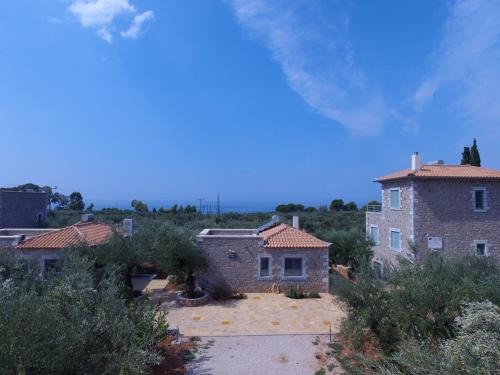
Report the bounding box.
[17,222,112,250]
[260,223,330,249]
[377,164,500,182]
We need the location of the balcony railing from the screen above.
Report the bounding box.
[367,204,382,213]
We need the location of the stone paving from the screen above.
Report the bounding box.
[163,292,345,336]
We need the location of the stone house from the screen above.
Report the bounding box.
[14,216,113,275]
[0,189,48,228]
[366,152,500,274]
[197,217,331,293]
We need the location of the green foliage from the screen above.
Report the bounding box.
[131,199,149,215]
[286,286,306,299]
[336,264,397,352]
[87,202,95,211]
[68,191,84,210]
[344,201,358,211]
[379,302,500,375]
[0,250,167,375]
[148,224,207,294]
[461,146,471,165]
[323,229,372,271]
[329,199,344,211]
[308,291,321,298]
[336,254,500,354]
[470,138,481,167]
[275,203,305,213]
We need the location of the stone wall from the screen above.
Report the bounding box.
[413,179,500,263]
[366,179,414,268]
[0,191,48,228]
[197,235,329,293]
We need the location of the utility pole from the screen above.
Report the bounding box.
[217,193,220,217]
[197,198,204,214]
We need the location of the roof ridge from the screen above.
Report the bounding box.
[72,224,86,243]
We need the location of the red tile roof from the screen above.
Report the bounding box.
[376,164,500,182]
[17,222,112,250]
[259,223,331,249]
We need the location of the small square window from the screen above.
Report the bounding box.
[390,189,400,209]
[259,257,271,277]
[476,243,486,256]
[284,257,303,277]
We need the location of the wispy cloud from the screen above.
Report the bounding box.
[228,0,387,136]
[68,0,153,42]
[121,10,154,40]
[413,0,500,134]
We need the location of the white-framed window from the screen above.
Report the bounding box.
[282,255,306,279]
[369,225,380,245]
[472,187,488,212]
[389,188,401,210]
[473,240,489,256]
[390,228,401,251]
[257,255,272,279]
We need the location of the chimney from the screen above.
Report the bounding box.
[411,152,422,171]
[123,218,133,237]
[81,213,94,222]
[292,215,300,229]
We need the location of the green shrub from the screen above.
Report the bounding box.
[286,286,306,299]
[379,301,500,375]
[308,291,321,298]
[336,254,500,354]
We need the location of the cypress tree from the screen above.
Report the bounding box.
[461,147,471,165]
[470,138,481,167]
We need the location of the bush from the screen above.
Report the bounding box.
[323,229,372,271]
[0,251,167,375]
[336,254,500,354]
[379,301,500,375]
[308,291,321,298]
[286,286,306,299]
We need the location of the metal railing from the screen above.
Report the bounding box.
[366,204,382,213]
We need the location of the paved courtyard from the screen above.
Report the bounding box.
[163,292,345,336]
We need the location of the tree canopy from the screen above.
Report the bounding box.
[69,191,85,210]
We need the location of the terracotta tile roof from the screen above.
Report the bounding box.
[259,223,331,249]
[17,222,112,250]
[376,164,500,182]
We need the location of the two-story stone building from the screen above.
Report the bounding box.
[366,153,500,273]
[0,189,48,228]
[197,216,331,293]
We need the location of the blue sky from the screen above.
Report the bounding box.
[1,0,500,208]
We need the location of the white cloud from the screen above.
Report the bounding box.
[413,0,500,134]
[121,10,154,39]
[228,0,388,136]
[68,0,152,42]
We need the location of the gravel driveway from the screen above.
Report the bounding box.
[187,334,343,375]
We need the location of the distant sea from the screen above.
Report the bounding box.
[90,200,288,214]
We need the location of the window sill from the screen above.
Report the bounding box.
[281,276,307,281]
[473,209,488,213]
[390,247,402,252]
[389,207,401,211]
[257,276,273,281]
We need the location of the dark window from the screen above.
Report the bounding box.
[476,243,486,256]
[284,257,303,277]
[475,190,485,210]
[373,262,382,279]
[259,257,270,277]
[44,259,60,275]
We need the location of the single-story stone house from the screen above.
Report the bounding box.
[197,217,331,293]
[15,216,113,275]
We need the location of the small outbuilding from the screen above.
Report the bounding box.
[197,217,331,293]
